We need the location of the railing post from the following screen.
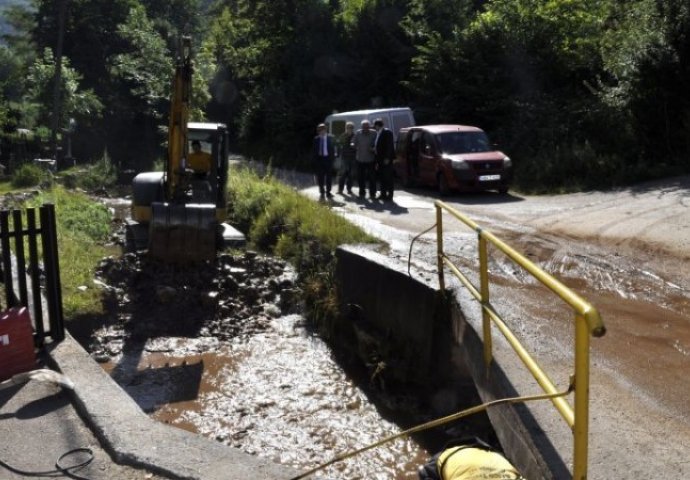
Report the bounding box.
[436,204,445,291]
[0,210,17,307]
[40,203,65,342]
[12,209,29,306]
[573,313,590,480]
[478,234,493,367]
[26,208,46,345]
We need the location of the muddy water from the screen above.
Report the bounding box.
[100,315,449,479]
[91,196,473,480]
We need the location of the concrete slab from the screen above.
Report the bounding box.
[45,332,304,480]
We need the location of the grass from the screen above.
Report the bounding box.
[227,166,378,330]
[0,158,120,318]
[24,186,117,319]
[0,179,16,195]
[0,160,376,328]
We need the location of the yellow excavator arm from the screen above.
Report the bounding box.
[166,36,192,201]
[128,37,244,263]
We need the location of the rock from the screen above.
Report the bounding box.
[202,291,220,308]
[155,285,177,303]
[264,304,282,318]
[88,229,305,349]
[92,278,114,291]
[93,353,111,363]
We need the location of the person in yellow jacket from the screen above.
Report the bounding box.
[187,140,212,176]
[418,439,525,480]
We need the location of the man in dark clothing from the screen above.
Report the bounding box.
[373,118,396,200]
[313,123,335,199]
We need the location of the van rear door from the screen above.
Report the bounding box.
[390,111,414,139]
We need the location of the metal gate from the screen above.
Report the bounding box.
[0,203,64,346]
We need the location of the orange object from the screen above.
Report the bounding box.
[0,307,36,381]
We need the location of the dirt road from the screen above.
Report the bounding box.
[289,171,690,478]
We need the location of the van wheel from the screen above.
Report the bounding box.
[437,174,450,197]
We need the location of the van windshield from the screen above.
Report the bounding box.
[436,131,491,154]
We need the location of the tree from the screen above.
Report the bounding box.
[140,0,202,48]
[107,4,173,169]
[31,0,138,97]
[338,0,413,109]
[0,45,26,131]
[109,5,171,120]
[600,0,690,165]
[25,48,102,134]
[401,0,476,123]
[204,0,345,162]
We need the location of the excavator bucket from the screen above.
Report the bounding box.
[148,202,217,263]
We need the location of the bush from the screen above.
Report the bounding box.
[11,163,50,188]
[513,138,632,193]
[229,167,373,269]
[227,166,377,332]
[63,153,117,191]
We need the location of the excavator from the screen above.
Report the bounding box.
[128,37,244,262]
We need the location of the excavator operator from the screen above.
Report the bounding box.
[188,140,212,177]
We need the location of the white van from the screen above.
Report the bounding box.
[324,107,415,141]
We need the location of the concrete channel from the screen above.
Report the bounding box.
[48,241,553,479]
[334,245,563,479]
[37,176,567,479]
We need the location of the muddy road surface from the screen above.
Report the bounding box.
[291,172,690,477]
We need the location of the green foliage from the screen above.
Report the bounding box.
[25,48,103,131]
[0,45,26,131]
[228,166,375,260]
[62,153,118,191]
[4,0,690,190]
[139,0,202,43]
[10,163,50,188]
[515,139,627,193]
[25,186,115,318]
[597,0,690,167]
[226,165,282,234]
[38,190,111,244]
[227,165,375,329]
[109,5,171,119]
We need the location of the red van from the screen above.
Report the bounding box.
[395,125,512,195]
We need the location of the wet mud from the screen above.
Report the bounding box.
[441,225,690,423]
[76,231,493,479]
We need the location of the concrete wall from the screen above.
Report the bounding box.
[335,245,449,386]
[335,245,568,479]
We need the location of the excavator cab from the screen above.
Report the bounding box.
[128,38,244,263]
[129,122,241,263]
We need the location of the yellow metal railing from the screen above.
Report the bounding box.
[434,200,606,480]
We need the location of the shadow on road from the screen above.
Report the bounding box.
[397,185,524,205]
[322,193,410,214]
[626,174,690,195]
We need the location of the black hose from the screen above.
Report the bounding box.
[0,447,94,479]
